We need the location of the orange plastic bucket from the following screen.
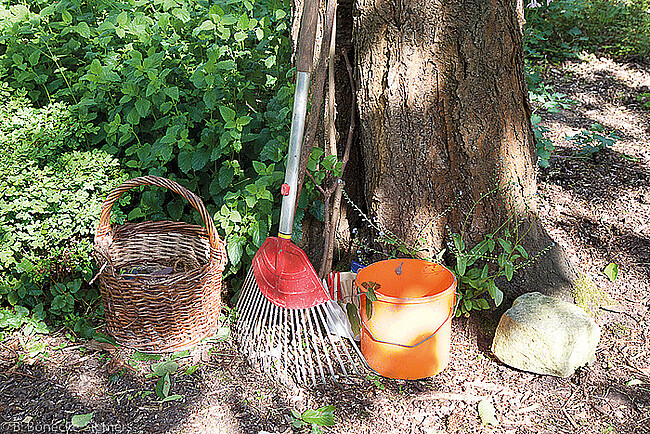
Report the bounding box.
[356,259,456,380]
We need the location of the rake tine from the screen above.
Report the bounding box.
[305,306,328,385]
[303,307,327,384]
[314,303,349,378]
[254,295,273,369]
[241,288,266,362]
[268,303,284,376]
[237,284,260,350]
[326,301,363,375]
[289,309,307,385]
[325,302,367,375]
[263,303,279,376]
[296,309,317,387]
[236,270,259,337]
[277,306,289,379]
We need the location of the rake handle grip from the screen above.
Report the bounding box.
[296,0,318,74]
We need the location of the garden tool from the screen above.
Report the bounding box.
[236,0,365,387]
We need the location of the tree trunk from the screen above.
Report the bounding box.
[352,0,576,298]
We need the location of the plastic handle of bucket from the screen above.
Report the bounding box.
[360,293,457,349]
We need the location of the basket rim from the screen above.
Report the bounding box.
[94,176,226,273]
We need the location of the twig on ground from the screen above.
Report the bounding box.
[561,407,578,430]
[599,306,640,321]
[413,392,486,403]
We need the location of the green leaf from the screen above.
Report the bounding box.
[62,10,73,24]
[172,7,190,23]
[478,398,498,426]
[218,165,235,189]
[504,261,514,281]
[219,106,236,122]
[216,60,236,70]
[161,394,183,402]
[131,351,162,362]
[127,207,143,220]
[163,86,179,101]
[481,264,489,279]
[451,233,465,252]
[365,297,373,320]
[155,375,167,399]
[604,263,618,282]
[515,244,529,259]
[456,255,467,277]
[151,360,179,377]
[497,238,512,253]
[227,236,245,266]
[28,51,41,66]
[116,11,128,26]
[301,405,336,427]
[71,413,93,428]
[126,107,141,125]
[252,161,266,175]
[135,99,152,117]
[178,151,193,174]
[346,303,360,337]
[494,286,504,307]
[191,148,209,171]
[75,22,92,38]
[195,19,216,34]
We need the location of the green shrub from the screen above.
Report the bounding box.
[0,0,304,284]
[0,84,126,319]
[525,0,650,61]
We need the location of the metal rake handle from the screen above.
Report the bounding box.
[95,175,226,267]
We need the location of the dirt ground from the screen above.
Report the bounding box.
[1,55,649,434]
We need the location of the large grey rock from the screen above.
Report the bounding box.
[491,292,600,377]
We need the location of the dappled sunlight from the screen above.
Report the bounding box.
[570,54,650,89]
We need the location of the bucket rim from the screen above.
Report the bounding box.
[355,258,457,305]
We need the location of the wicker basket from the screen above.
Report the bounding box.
[93,176,227,352]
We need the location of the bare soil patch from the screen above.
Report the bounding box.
[1,56,649,434]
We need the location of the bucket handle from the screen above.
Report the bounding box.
[360,293,457,349]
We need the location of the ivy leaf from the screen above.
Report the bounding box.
[478,398,498,426]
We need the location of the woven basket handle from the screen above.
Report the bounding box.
[95,176,226,268]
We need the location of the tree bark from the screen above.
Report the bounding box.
[352,0,576,298]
